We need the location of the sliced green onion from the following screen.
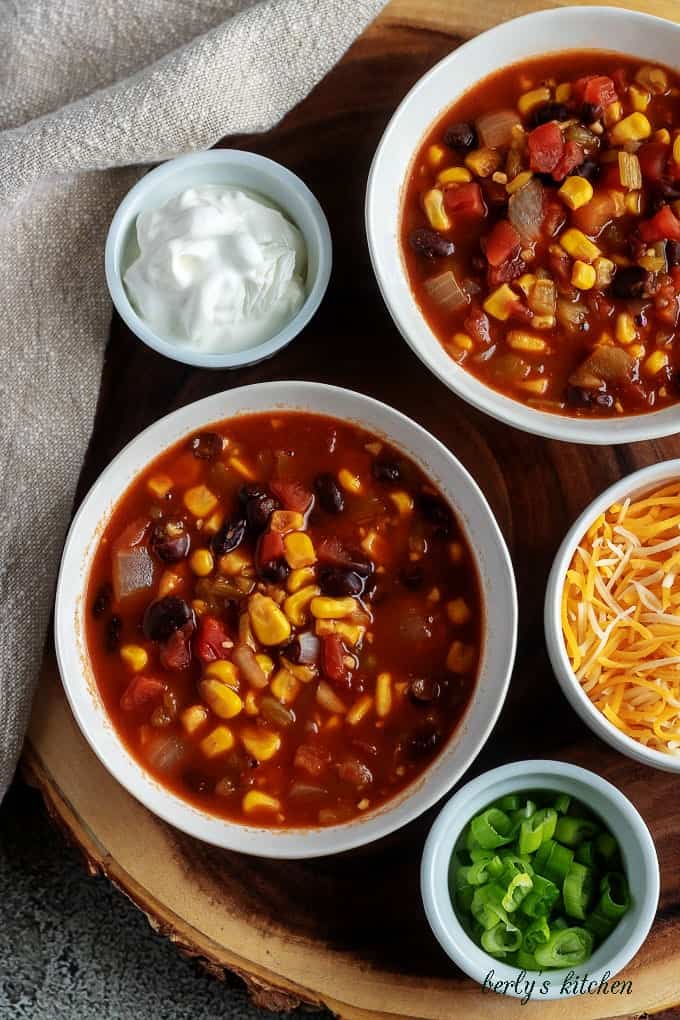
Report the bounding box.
[466,855,504,886]
[470,808,514,849]
[512,799,537,822]
[519,808,557,855]
[596,832,619,862]
[551,916,569,931]
[481,921,522,957]
[513,947,540,970]
[534,839,574,885]
[599,872,630,921]
[554,793,571,814]
[554,816,600,847]
[534,927,594,968]
[500,854,534,886]
[495,794,522,812]
[563,862,594,920]
[521,874,560,919]
[502,873,533,912]
[523,916,550,953]
[575,841,596,867]
[471,885,510,930]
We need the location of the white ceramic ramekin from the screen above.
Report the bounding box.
[546,459,680,774]
[105,150,332,369]
[366,6,680,445]
[421,760,659,1000]
[54,381,518,858]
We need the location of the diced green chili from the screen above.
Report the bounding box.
[563,862,594,920]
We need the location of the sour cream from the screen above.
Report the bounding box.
[123,185,307,353]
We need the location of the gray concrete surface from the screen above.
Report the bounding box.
[0,779,330,1019]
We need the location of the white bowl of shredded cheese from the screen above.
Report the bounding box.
[546,459,680,773]
[105,150,332,368]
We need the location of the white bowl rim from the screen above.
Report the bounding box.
[54,380,518,858]
[105,149,332,369]
[421,758,660,1000]
[545,458,680,774]
[365,5,680,445]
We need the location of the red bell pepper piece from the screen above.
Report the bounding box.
[194,614,231,663]
[551,141,585,181]
[637,142,670,183]
[581,75,618,108]
[269,480,313,513]
[638,205,680,242]
[321,633,350,685]
[443,182,486,217]
[120,675,164,712]
[257,529,285,567]
[484,220,521,267]
[527,122,564,173]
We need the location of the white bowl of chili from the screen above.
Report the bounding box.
[366,6,680,444]
[421,760,659,1000]
[55,381,517,857]
[546,459,680,773]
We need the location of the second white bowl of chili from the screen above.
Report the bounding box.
[366,6,680,444]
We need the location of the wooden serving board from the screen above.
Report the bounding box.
[24,1,680,1016]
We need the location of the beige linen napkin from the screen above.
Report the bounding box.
[0,0,386,800]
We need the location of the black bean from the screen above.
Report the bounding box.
[418,491,453,537]
[406,723,442,759]
[211,516,247,556]
[183,771,211,794]
[314,473,345,514]
[409,228,454,260]
[400,564,424,590]
[92,583,112,618]
[570,159,600,182]
[106,615,122,652]
[443,121,477,152]
[610,266,652,300]
[371,458,401,483]
[239,485,279,532]
[566,385,614,410]
[318,566,364,597]
[150,518,190,563]
[258,558,289,584]
[530,102,569,127]
[580,102,601,123]
[143,596,193,643]
[190,432,222,461]
[409,677,442,704]
[668,240,680,267]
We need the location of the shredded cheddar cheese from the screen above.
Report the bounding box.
[562,481,680,757]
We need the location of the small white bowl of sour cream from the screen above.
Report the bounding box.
[105,150,332,369]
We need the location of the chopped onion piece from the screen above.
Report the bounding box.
[508,177,544,241]
[297,631,321,664]
[476,109,521,148]
[146,734,186,772]
[316,680,346,714]
[423,270,469,312]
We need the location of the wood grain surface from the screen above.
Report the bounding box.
[24,1,680,1016]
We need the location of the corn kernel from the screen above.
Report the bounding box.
[517,378,549,396]
[615,313,637,345]
[184,485,218,518]
[624,191,642,215]
[518,86,551,118]
[158,570,182,598]
[282,659,317,683]
[204,659,239,687]
[447,597,471,625]
[310,596,357,620]
[147,473,173,499]
[220,549,253,575]
[346,694,374,726]
[635,65,668,94]
[240,727,281,761]
[427,144,447,168]
[673,135,680,165]
[507,330,547,353]
[200,678,243,719]
[120,644,148,672]
[287,566,316,593]
[180,704,208,735]
[283,584,320,627]
[562,229,601,262]
[446,640,477,673]
[375,672,392,718]
[270,668,300,705]
[283,531,316,569]
[451,332,474,351]
[255,653,274,680]
[643,350,669,377]
[423,188,451,231]
[610,113,652,144]
[244,691,259,716]
[484,284,518,322]
[389,491,414,514]
[629,84,651,111]
[337,468,362,494]
[532,314,556,330]
[200,725,235,758]
[594,257,615,288]
[202,510,224,536]
[629,342,645,359]
[654,128,671,145]
[189,548,214,577]
[314,619,365,646]
[464,147,502,178]
[437,166,472,185]
[242,790,281,815]
[571,260,597,290]
[558,176,593,211]
[506,171,533,195]
[449,541,464,564]
[228,455,257,481]
[192,598,208,616]
[248,593,291,646]
[603,100,623,128]
[555,82,571,103]
[270,510,305,533]
[516,273,536,297]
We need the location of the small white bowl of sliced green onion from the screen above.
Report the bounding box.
[421,760,659,1001]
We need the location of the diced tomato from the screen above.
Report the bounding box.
[120,675,163,713]
[542,199,567,237]
[598,164,623,190]
[672,266,680,289]
[316,536,348,565]
[443,182,486,217]
[257,530,285,566]
[639,205,680,242]
[527,122,564,173]
[584,75,618,108]
[464,305,492,345]
[194,614,231,663]
[269,479,312,513]
[638,142,670,183]
[161,622,194,671]
[294,743,331,777]
[484,220,521,267]
[551,141,585,181]
[321,633,350,685]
